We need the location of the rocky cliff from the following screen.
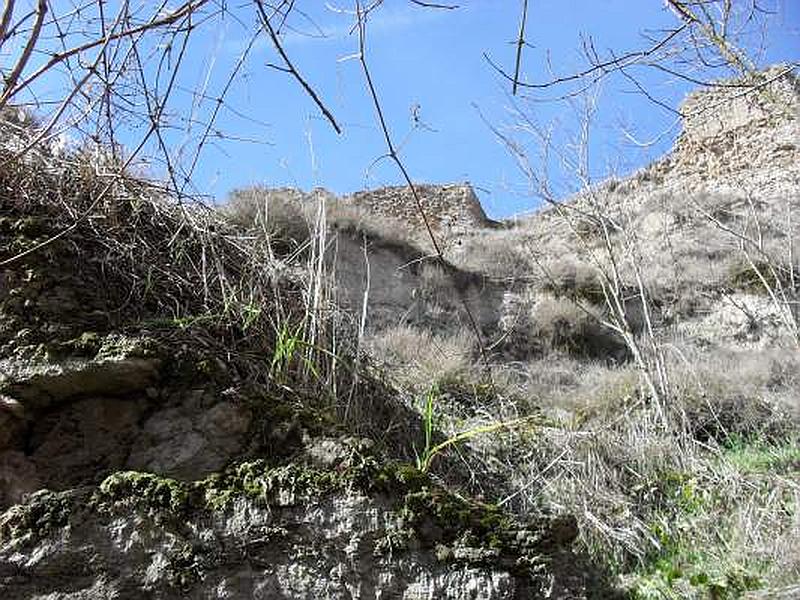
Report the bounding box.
[1,66,798,600]
[0,121,608,598]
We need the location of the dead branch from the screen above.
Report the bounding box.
[354,0,489,368]
[512,0,529,95]
[0,1,209,110]
[254,0,342,134]
[1,0,46,106]
[409,0,459,9]
[0,0,16,50]
[484,23,689,91]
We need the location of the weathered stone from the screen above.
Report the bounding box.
[126,398,252,479]
[0,451,41,507]
[0,354,161,409]
[0,456,590,599]
[347,183,494,236]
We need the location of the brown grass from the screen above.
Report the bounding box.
[222,186,312,254]
[366,324,475,393]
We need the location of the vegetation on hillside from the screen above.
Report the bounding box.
[1,1,797,597]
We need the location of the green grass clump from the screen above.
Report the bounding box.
[625,436,800,599]
[722,436,800,475]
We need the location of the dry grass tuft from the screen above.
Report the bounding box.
[526,294,627,359]
[445,229,530,280]
[539,258,606,305]
[366,324,475,393]
[223,186,312,254]
[326,198,418,249]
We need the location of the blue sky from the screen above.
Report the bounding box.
[8,1,800,217]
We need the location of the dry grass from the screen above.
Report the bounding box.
[668,346,799,442]
[493,349,798,597]
[519,293,627,359]
[222,185,427,261]
[377,299,800,596]
[0,123,426,456]
[338,162,800,596]
[445,229,529,280]
[537,258,606,304]
[222,186,313,255]
[505,185,799,343]
[366,324,475,393]
[326,198,418,250]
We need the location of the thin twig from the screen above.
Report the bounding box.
[483,22,689,91]
[665,0,753,74]
[511,0,528,96]
[0,0,15,49]
[354,1,489,369]
[409,0,458,9]
[0,0,208,109]
[0,0,46,107]
[0,7,199,268]
[254,0,341,134]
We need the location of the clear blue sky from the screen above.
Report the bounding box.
[11,1,800,218]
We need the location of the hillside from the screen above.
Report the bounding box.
[1,67,799,599]
[0,113,607,596]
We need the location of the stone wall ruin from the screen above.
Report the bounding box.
[346,183,493,235]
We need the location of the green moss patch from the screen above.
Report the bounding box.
[96,471,192,515]
[201,460,347,510]
[372,461,575,570]
[2,440,570,581]
[0,489,72,545]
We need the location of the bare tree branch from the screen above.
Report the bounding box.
[409,0,458,9]
[354,0,489,368]
[1,0,46,105]
[0,0,16,49]
[0,0,208,110]
[254,0,342,134]
[512,0,529,95]
[666,0,754,75]
[484,22,689,91]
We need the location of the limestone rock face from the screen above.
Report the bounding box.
[328,230,505,333]
[0,444,592,600]
[666,65,799,192]
[0,333,254,508]
[0,146,602,599]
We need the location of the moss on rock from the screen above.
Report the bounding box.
[0,489,72,546]
[95,471,192,515]
[83,442,570,570]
